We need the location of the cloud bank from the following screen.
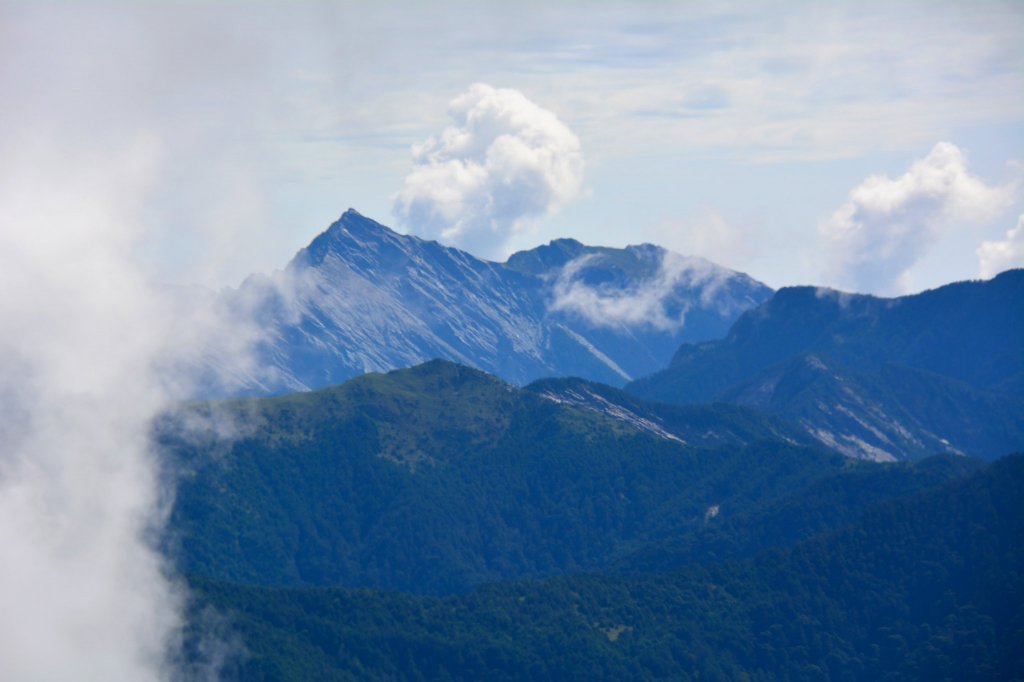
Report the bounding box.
[819,142,1015,294]
[393,83,584,260]
[0,106,262,682]
[0,150,263,679]
[0,140,190,680]
[977,213,1024,278]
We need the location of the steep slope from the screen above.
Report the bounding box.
[630,269,1023,403]
[506,237,769,375]
[627,270,1024,460]
[718,354,1024,461]
[187,454,1023,681]
[162,361,971,595]
[214,209,771,395]
[525,375,808,448]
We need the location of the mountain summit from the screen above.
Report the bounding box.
[216,210,771,396]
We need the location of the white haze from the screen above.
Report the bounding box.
[0,147,264,680]
[393,83,584,260]
[549,251,736,332]
[0,139,176,679]
[977,213,1024,278]
[819,142,1016,294]
[0,7,272,680]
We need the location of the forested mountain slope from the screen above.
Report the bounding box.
[163,361,975,595]
[187,454,1024,681]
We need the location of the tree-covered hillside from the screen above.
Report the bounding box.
[164,361,977,595]
[187,454,1024,681]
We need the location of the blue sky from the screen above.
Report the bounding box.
[3,1,1023,294]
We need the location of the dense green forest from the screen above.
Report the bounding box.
[162,357,1023,679]
[185,455,1024,681]
[164,361,978,594]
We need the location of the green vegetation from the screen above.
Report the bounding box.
[163,359,1021,679]
[166,361,977,595]
[186,455,1024,681]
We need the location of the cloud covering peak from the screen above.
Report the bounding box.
[549,250,737,332]
[819,142,1015,294]
[393,83,584,259]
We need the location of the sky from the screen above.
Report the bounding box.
[3,1,1023,295]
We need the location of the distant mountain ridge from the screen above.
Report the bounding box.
[164,359,976,595]
[627,269,1024,461]
[213,209,771,396]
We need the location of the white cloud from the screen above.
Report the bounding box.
[0,104,260,682]
[818,142,1016,294]
[549,250,733,332]
[392,83,584,259]
[0,140,185,680]
[977,213,1024,278]
[4,3,1022,291]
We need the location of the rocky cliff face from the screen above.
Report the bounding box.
[214,209,772,395]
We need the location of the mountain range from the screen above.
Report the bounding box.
[212,209,771,395]
[165,359,1020,680]
[201,209,1023,463]
[163,360,980,595]
[627,269,1024,461]
[158,208,1024,679]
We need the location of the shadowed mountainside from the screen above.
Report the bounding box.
[627,270,1024,461]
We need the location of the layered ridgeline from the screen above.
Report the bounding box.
[164,360,1018,679]
[627,270,1024,462]
[190,454,1024,681]
[213,209,770,395]
[163,360,978,596]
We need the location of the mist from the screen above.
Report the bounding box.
[549,250,737,332]
[0,7,269,679]
[0,137,186,679]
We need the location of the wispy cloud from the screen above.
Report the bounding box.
[977,213,1024,278]
[393,84,584,259]
[549,250,734,332]
[818,142,1016,294]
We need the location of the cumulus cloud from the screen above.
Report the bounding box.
[549,250,733,332]
[819,142,1015,294]
[977,213,1024,278]
[393,83,584,259]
